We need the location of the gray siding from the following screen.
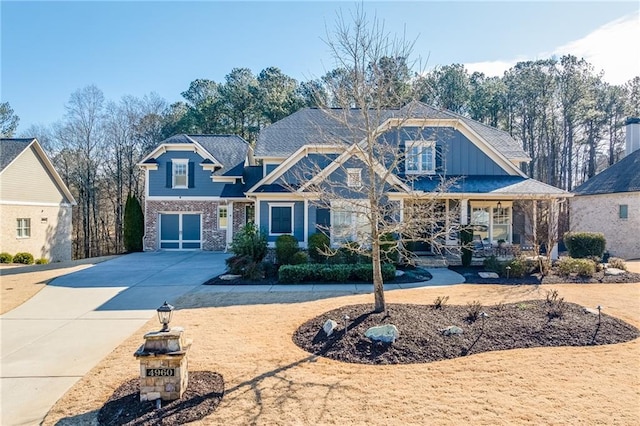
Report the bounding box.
[149,151,227,197]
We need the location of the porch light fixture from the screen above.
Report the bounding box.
[497,201,502,210]
[157,301,175,332]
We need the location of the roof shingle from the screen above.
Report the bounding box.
[573,149,640,195]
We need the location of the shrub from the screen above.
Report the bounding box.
[505,257,526,278]
[433,295,449,309]
[483,255,527,278]
[557,257,596,277]
[380,233,400,265]
[563,232,606,259]
[275,234,299,265]
[460,228,473,267]
[278,263,396,283]
[545,289,567,319]
[466,300,483,322]
[308,232,330,263]
[123,194,144,252]
[230,223,267,262]
[261,261,278,279]
[226,255,252,275]
[35,258,49,265]
[0,252,13,263]
[608,257,627,271]
[339,241,363,264]
[13,252,34,265]
[290,251,309,265]
[483,255,502,274]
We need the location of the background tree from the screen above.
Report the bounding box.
[0,102,20,137]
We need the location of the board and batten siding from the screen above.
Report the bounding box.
[0,146,68,204]
[148,151,228,197]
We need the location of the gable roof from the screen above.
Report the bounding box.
[410,175,570,197]
[254,101,530,163]
[0,138,34,172]
[0,138,76,204]
[573,149,640,195]
[140,134,250,176]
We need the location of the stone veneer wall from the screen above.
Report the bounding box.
[570,192,640,260]
[139,354,189,401]
[143,200,226,251]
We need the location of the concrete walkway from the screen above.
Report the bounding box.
[0,251,229,426]
[0,253,464,426]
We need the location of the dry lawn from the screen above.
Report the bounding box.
[44,278,640,426]
[0,256,118,315]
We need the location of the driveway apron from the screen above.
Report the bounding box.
[0,251,229,426]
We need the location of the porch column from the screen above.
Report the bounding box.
[459,199,468,225]
[549,199,559,260]
[226,201,234,250]
[303,198,309,248]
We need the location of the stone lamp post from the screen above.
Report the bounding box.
[134,301,191,403]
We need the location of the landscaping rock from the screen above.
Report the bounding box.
[441,325,464,336]
[365,324,399,343]
[395,270,405,277]
[219,274,241,281]
[584,308,600,315]
[605,268,626,276]
[478,272,499,279]
[323,319,338,337]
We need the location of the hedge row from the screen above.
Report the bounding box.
[563,232,606,259]
[278,263,396,283]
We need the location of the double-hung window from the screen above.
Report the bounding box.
[330,200,370,246]
[406,141,436,175]
[172,159,188,188]
[619,204,628,219]
[17,218,30,238]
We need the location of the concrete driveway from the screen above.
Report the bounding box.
[0,251,229,426]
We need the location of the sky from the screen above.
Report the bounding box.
[2,1,639,134]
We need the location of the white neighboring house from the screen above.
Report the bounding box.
[570,118,640,260]
[0,138,76,262]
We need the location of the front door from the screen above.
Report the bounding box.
[159,213,201,249]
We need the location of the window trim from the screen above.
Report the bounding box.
[347,168,362,188]
[405,140,436,175]
[16,218,31,238]
[330,200,371,247]
[619,204,628,219]
[218,206,228,229]
[268,202,295,236]
[172,159,189,189]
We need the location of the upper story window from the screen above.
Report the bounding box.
[173,159,188,188]
[17,218,30,238]
[347,168,362,188]
[406,141,436,175]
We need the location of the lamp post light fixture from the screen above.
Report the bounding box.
[479,311,489,329]
[505,265,511,279]
[497,201,502,210]
[157,301,175,332]
[343,315,350,333]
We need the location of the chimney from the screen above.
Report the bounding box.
[626,117,640,156]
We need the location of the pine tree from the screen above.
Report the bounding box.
[123,194,144,252]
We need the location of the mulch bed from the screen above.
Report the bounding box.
[98,371,224,426]
[450,265,640,285]
[293,301,640,365]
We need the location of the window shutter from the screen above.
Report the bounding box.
[188,162,195,188]
[435,144,443,172]
[166,161,172,188]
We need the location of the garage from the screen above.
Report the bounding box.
[159,213,201,249]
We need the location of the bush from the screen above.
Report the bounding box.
[466,300,483,322]
[483,255,502,274]
[608,257,627,271]
[339,241,363,264]
[278,263,396,283]
[483,255,527,278]
[0,252,13,263]
[275,234,299,265]
[230,223,267,262]
[13,252,34,265]
[123,194,144,252]
[460,228,473,267]
[545,289,567,319]
[433,295,449,309]
[308,232,330,263]
[35,258,49,265]
[290,251,309,265]
[557,257,596,277]
[563,232,606,259]
[504,257,526,278]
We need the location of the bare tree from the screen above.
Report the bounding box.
[295,8,456,312]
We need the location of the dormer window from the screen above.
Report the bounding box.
[172,159,188,188]
[406,141,436,175]
[347,168,362,188]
